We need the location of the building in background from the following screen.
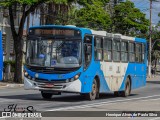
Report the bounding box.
[0,6,15,61]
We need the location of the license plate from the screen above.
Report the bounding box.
[44,84,54,88]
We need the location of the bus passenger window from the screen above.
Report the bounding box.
[135,43,141,62]
[129,43,135,62]
[121,41,128,62]
[113,40,120,62]
[94,37,103,61]
[142,44,145,62]
[103,38,112,61]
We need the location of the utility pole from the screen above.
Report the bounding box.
[148,0,152,77]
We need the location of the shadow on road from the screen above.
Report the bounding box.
[0,93,137,102]
[147,81,160,84]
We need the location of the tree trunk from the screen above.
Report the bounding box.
[46,3,54,24]
[8,2,43,83]
[14,38,23,83]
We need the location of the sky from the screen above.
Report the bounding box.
[131,0,160,26]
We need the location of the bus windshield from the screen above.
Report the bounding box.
[26,39,82,68]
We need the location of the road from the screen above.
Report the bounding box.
[0,77,160,120]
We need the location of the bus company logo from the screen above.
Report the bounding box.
[2,112,11,117]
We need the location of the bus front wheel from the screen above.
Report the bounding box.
[85,79,98,101]
[41,91,52,99]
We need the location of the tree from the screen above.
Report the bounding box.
[112,1,149,36]
[39,0,76,25]
[75,0,111,30]
[0,0,70,83]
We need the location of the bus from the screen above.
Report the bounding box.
[24,25,147,100]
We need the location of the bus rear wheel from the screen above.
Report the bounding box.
[85,79,98,101]
[121,77,131,97]
[41,91,52,99]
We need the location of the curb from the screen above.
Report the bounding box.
[6,84,24,88]
[0,83,24,88]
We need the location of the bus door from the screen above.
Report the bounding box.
[83,35,92,70]
[82,35,93,92]
[111,39,122,91]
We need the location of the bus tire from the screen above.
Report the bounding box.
[114,91,119,97]
[121,77,131,97]
[41,91,52,99]
[85,79,98,100]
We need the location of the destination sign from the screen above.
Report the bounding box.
[29,28,81,37]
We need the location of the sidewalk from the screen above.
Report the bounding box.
[147,75,160,81]
[0,81,23,88]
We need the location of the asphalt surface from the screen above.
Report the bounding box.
[0,77,160,120]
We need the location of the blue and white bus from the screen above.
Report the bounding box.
[24,25,147,100]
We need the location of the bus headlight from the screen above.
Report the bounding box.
[74,74,80,80]
[24,72,28,77]
[69,73,81,82]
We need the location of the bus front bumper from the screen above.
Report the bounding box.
[24,77,81,93]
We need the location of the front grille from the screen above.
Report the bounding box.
[35,78,67,83]
[37,83,64,89]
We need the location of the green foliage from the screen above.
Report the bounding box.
[75,0,111,30]
[112,1,149,36]
[3,61,15,72]
[78,0,109,7]
[0,0,70,6]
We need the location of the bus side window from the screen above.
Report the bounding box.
[103,37,112,61]
[94,37,103,61]
[135,43,142,63]
[113,40,120,62]
[142,44,145,63]
[121,41,128,62]
[129,42,135,62]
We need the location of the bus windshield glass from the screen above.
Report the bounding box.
[26,39,81,68]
